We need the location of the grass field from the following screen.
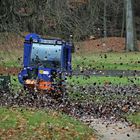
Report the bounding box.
[73,52,140,70]
[0,51,22,67]
[0,107,94,140]
[127,113,140,127]
[1,51,140,71]
[8,75,140,91]
[68,76,140,86]
[1,48,140,134]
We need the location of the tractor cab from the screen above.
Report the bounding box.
[18,33,72,92]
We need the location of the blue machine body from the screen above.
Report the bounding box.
[18,33,72,90]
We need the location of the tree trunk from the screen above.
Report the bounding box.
[121,1,125,37]
[103,0,107,38]
[125,0,137,51]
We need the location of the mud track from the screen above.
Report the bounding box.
[0,66,21,75]
[1,66,140,77]
[73,69,140,77]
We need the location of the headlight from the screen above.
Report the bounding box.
[43,71,49,75]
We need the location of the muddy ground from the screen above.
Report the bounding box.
[1,66,140,77]
[0,66,21,75]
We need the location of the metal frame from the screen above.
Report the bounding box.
[18,33,72,85]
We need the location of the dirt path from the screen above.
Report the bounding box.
[81,117,140,140]
[1,66,140,77]
[73,69,140,77]
[0,66,20,75]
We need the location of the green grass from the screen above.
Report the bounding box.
[73,52,140,70]
[68,87,140,104]
[6,76,22,92]
[68,83,140,104]
[0,75,22,92]
[67,76,140,103]
[69,91,119,103]
[67,76,140,86]
[3,75,140,93]
[1,51,140,70]
[0,107,95,140]
[127,113,140,126]
[11,76,21,87]
[0,51,22,67]
[9,75,140,92]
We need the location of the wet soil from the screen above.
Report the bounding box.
[0,66,21,75]
[76,37,140,53]
[1,66,140,77]
[73,69,140,77]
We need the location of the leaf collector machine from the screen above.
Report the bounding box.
[18,33,73,94]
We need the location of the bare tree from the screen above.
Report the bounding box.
[103,0,107,38]
[0,0,139,41]
[125,0,137,51]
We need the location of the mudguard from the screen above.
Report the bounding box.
[18,68,28,84]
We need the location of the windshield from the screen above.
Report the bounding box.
[30,43,62,68]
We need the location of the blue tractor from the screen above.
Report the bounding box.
[18,33,73,94]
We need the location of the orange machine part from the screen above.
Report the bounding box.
[37,81,53,90]
[25,79,53,91]
[25,79,37,89]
